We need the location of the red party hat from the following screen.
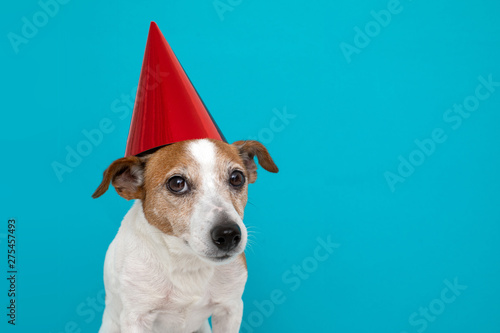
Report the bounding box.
[125,22,226,157]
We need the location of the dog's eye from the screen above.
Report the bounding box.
[167,176,188,193]
[229,171,245,187]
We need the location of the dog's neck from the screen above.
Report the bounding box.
[124,201,215,278]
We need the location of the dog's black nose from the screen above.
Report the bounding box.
[211,224,241,252]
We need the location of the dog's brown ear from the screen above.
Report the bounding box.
[233,140,278,183]
[92,156,146,200]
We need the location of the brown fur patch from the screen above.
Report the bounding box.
[92,156,146,200]
[210,139,249,218]
[232,140,279,183]
[240,253,247,271]
[141,140,198,236]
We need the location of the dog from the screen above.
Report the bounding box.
[92,138,278,333]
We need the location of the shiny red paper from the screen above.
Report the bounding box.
[125,22,225,157]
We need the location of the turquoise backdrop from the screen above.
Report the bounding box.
[1,0,500,332]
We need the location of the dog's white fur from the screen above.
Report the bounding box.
[98,140,250,333]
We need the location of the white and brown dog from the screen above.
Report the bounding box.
[92,139,278,333]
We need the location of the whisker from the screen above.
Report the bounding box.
[247,200,258,208]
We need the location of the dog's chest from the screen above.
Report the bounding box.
[154,296,213,333]
[151,268,218,332]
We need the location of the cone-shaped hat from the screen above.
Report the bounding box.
[125,22,226,157]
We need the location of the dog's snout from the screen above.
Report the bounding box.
[211,224,241,252]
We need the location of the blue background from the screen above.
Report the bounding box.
[1,0,500,332]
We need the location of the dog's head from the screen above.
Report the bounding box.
[92,139,278,263]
